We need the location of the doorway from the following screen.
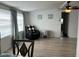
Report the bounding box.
[61,12,69,37]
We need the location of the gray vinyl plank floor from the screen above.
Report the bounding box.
[7,37,77,57]
[33,37,76,57]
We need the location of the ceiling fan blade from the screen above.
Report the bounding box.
[67,1,71,3]
[72,6,79,9]
[65,1,71,7]
[60,1,68,9]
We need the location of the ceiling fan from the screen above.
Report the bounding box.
[61,1,79,13]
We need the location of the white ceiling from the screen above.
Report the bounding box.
[0,1,79,12]
[1,1,64,12]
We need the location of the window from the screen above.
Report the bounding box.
[17,12,24,32]
[0,9,11,38]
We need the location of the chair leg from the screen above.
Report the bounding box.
[13,40,15,55]
[31,41,34,57]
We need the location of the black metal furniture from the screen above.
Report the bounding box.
[13,40,34,57]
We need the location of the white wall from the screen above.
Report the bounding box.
[29,9,61,37]
[76,10,79,57]
[68,10,78,38]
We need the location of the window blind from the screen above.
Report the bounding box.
[0,9,11,38]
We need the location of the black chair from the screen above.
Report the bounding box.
[12,40,34,57]
[25,25,40,40]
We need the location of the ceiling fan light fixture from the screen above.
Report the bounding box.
[62,1,72,13]
[64,8,72,13]
[66,6,71,9]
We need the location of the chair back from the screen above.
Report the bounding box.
[13,40,34,57]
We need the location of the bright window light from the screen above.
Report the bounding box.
[17,12,24,32]
[0,9,11,38]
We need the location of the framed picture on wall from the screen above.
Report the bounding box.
[48,14,53,19]
[37,15,42,20]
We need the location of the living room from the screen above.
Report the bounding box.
[0,1,79,57]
